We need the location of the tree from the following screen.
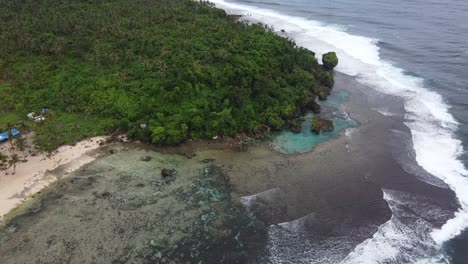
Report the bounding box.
[0,0,336,147]
[14,136,28,155]
[8,154,20,175]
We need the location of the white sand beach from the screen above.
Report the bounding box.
[0,136,108,220]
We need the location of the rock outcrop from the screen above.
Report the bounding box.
[316,86,331,101]
[322,52,339,70]
[288,119,303,133]
[306,95,321,114]
[311,116,334,134]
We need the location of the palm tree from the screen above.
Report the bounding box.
[14,136,28,155]
[8,154,20,175]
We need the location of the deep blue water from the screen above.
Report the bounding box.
[212,0,468,263]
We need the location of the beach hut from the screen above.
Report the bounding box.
[0,129,20,142]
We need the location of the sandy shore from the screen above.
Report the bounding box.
[0,136,108,220]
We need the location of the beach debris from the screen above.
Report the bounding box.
[311,116,334,134]
[202,158,215,163]
[140,156,152,162]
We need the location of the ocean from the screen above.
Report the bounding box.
[210,0,468,263]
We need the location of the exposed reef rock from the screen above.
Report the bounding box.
[322,52,339,70]
[316,86,332,101]
[311,116,334,134]
[252,124,271,139]
[140,156,152,161]
[288,119,303,134]
[161,168,176,178]
[156,165,266,263]
[0,152,266,264]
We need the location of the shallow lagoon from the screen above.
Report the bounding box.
[273,90,356,154]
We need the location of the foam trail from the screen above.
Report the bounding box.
[340,190,445,263]
[211,0,468,256]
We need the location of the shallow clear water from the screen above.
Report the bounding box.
[273,91,354,154]
[273,117,353,154]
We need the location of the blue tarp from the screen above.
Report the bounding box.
[0,129,20,142]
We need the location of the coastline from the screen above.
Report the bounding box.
[0,72,395,263]
[0,136,108,221]
[2,71,456,263]
[0,20,461,264]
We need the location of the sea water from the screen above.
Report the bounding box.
[211,0,468,263]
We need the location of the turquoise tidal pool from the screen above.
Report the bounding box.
[272,90,355,154]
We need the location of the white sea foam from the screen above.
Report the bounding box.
[340,190,442,264]
[211,0,468,259]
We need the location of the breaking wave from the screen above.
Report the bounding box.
[210,0,468,262]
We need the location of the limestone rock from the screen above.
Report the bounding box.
[322,51,338,70]
[306,95,321,114]
[311,116,334,134]
[161,168,176,178]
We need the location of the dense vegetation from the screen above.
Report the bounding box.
[322,52,339,71]
[0,0,334,148]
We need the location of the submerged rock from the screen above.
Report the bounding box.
[322,51,339,70]
[161,168,176,178]
[152,165,266,263]
[311,116,334,134]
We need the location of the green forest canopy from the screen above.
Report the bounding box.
[0,0,334,148]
